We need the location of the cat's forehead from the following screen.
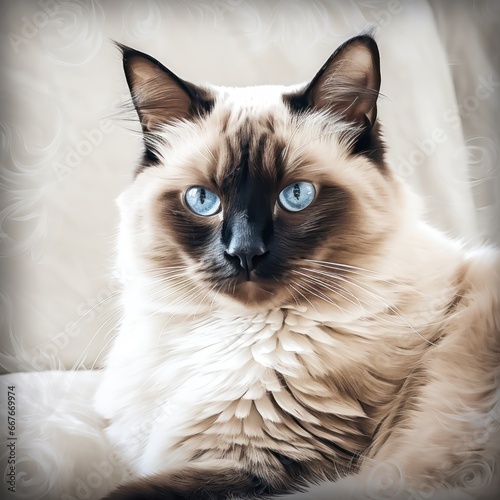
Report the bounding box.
[209,84,302,140]
[149,83,351,191]
[213,84,299,110]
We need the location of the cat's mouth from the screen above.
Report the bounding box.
[214,269,279,303]
[235,267,265,283]
[225,269,274,287]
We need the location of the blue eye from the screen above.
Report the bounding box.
[185,186,221,216]
[278,182,315,212]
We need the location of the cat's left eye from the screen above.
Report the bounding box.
[185,187,221,216]
[278,182,316,212]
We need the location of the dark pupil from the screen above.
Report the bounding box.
[293,184,301,200]
[199,188,206,205]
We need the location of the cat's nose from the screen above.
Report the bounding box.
[226,241,268,277]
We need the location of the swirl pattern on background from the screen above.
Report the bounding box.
[0,77,63,259]
[39,0,105,66]
[121,0,162,40]
[362,461,405,499]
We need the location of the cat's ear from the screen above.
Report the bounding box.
[117,44,214,133]
[287,35,381,128]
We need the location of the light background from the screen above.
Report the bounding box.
[1,0,499,372]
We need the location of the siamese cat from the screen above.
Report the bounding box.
[95,35,500,499]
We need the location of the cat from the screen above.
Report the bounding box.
[94,34,500,499]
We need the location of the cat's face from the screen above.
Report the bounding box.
[118,36,404,310]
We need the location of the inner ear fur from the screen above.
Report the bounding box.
[117,43,214,133]
[287,35,381,128]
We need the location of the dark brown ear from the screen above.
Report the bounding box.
[117,43,214,133]
[287,35,381,128]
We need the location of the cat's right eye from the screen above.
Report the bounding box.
[185,186,221,216]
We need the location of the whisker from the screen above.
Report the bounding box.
[303,259,437,301]
[39,290,121,346]
[132,273,190,291]
[90,327,122,370]
[145,277,196,301]
[191,282,221,317]
[328,273,436,345]
[155,283,208,346]
[284,284,301,309]
[288,281,318,313]
[292,280,348,315]
[293,269,364,311]
[147,282,196,312]
[305,266,446,325]
[69,308,123,371]
[209,281,225,311]
[304,259,412,287]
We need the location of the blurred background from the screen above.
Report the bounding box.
[1,0,499,373]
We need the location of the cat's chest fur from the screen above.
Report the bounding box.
[96,303,424,477]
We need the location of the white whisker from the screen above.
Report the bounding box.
[288,281,318,313]
[70,308,124,371]
[292,280,348,315]
[284,284,301,308]
[304,259,411,287]
[293,269,364,311]
[39,290,121,346]
[154,282,210,346]
[329,273,436,345]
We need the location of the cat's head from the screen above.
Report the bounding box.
[117,35,406,312]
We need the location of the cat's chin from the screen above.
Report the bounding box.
[221,278,283,308]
